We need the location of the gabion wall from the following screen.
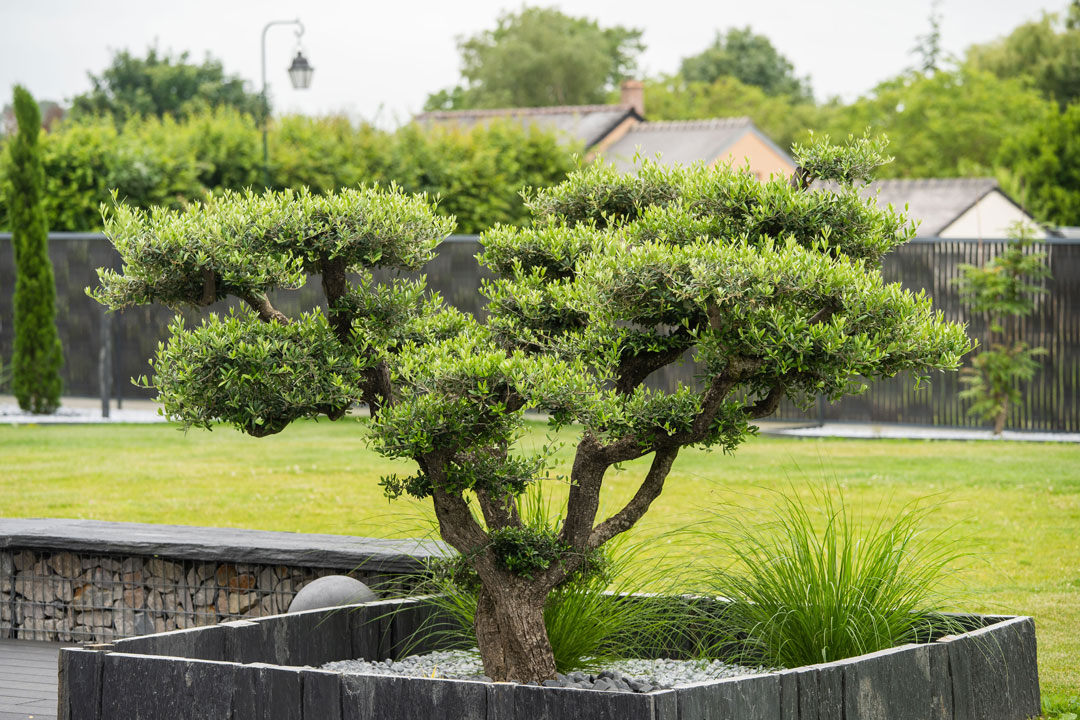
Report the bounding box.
[0,548,375,642]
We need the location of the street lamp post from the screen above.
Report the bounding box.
[261,19,314,187]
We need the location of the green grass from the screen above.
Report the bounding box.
[1,419,1078,701]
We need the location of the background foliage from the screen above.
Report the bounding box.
[0,112,578,234]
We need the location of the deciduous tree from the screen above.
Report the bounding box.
[71,48,263,123]
[679,27,812,101]
[424,7,644,110]
[819,66,1052,178]
[998,102,1080,226]
[965,10,1080,108]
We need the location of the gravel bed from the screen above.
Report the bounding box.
[323,649,769,693]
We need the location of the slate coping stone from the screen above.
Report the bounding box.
[0,517,449,572]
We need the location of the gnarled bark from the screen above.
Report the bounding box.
[474,583,556,683]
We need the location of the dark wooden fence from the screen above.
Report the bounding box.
[767,237,1080,431]
[1,233,1076,432]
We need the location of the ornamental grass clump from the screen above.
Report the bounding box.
[91,133,971,683]
[693,486,967,668]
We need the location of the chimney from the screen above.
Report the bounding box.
[620,80,644,117]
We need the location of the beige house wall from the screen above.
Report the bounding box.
[711,132,795,179]
[939,191,1044,239]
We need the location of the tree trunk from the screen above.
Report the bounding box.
[993,401,1007,435]
[474,585,556,683]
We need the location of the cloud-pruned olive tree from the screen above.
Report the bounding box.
[91,136,970,684]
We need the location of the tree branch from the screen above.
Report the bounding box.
[318,255,396,414]
[614,330,694,395]
[746,384,785,419]
[475,487,521,531]
[198,268,216,306]
[789,166,811,191]
[319,257,352,344]
[424,453,490,556]
[588,446,679,549]
[361,361,393,416]
[243,293,291,324]
[558,433,608,548]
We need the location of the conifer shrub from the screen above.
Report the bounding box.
[5,86,63,413]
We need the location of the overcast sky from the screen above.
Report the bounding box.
[0,0,1066,126]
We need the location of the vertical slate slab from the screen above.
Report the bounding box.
[841,644,932,720]
[388,598,446,658]
[232,664,303,720]
[57,647,104,720]
[347,603,394,661]
[927,641,954,720]
[817,664,844,719]
[776,670,799,720]
[223,620,266,665]
[676,674,781,720]
[485,682,516,720]
[515,684,654,720]
[341,674,377,720]
[99,653,236,720]
[302,669,343,720]
[794,666,820,720]
[341,674,488,720]
[1000,617,1041,720]
[652,690,678,720]
[945,632,976,720]
[961,617,1041,720]
[112,625,228,661]
[249,607,353,667]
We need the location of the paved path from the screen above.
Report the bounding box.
[0,640,60,720]
[764,421,1080,443]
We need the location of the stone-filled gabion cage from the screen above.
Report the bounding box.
[1,548,349,642]
[0,519,447,643]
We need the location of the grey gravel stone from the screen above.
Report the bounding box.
[323,648,769,693]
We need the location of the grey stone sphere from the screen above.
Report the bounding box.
[288,575,377,613]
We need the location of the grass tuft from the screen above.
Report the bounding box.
[689,483,968,668]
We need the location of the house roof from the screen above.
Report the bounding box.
[601,117,792,172]
[414,104,639,148]
[846,178,1003,236]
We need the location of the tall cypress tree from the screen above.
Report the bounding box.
[6,86,63,413]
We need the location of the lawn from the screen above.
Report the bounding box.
[1,419,1077,703]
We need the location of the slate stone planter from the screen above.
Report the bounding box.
[57,597,1041,720]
